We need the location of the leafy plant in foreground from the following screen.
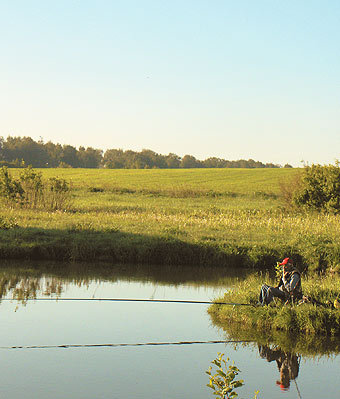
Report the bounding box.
[206,352,259,398]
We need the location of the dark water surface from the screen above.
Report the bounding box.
[0,261,339,399]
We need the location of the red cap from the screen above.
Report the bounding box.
[276,381,289,391]
[279,257,293,266]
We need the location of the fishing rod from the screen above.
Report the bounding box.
[0,297,253,306]
[294,379,303,399]
[0,339,255,350]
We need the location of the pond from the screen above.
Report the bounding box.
[0,261,339,399]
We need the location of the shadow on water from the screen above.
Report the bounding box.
[0,259,249,301]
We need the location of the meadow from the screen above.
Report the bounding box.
[1,168,340,271]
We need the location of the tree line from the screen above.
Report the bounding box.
[0,136,292,169]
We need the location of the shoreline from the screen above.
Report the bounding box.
[0,225,338,272]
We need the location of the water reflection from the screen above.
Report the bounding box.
[258,344,300,392]
[0,259,246,302]
[0,261,339,398]
[209,304,340,357]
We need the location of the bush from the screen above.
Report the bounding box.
[0,166,71,211]
[0,167,24,203]
[281,163,340,214]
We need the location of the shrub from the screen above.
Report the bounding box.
[19,166,44,208]
[280,162,340,213]
[0,167,24,202]
[0,166,71,211]
[291,163,340,214]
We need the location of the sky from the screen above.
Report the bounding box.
[0,0,339,166]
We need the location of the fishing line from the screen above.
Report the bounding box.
[0,297,252,306]
[0,339,254,350]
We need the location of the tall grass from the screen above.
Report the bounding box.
[0,168,340,268]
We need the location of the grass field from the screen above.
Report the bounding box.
[1,167,340,270]
[9,168,294,195]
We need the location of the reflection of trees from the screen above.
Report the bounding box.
[0,274,63,301]
[258,344,300,391]
[0,260,245,302]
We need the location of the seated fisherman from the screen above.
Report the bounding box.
[259,258,302,305]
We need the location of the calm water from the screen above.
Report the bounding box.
[0,262,339,399]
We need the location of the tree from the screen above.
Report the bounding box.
[44,141,63,167]
[0,137,4,160]
[180,155,201,168]
[203,157,227,168]
[77,147,103,168]
[60,145,79,167]
[1,136,49,167]
[165,153,181,168]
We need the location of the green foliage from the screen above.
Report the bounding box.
[206,353,258,399]
[292,163,340,214]
[1,135,284,169]
[0,166,71,211]
[19,166,44,208]
[0,166,24,202]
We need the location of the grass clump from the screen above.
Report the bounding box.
[208,274,340,336]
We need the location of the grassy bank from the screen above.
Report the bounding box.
[208,274,340,336]
[1,168,340,270]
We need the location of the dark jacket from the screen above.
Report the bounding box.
[277,268,302,301]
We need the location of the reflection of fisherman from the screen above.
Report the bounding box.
[258,345,300,391]
[259,258,302,306]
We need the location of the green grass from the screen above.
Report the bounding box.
[208,274,340,337]
[1,167,340,269]
[19,168,294,195]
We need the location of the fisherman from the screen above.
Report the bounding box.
[258,258,302,306]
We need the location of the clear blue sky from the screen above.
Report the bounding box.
[1,0,339,166]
